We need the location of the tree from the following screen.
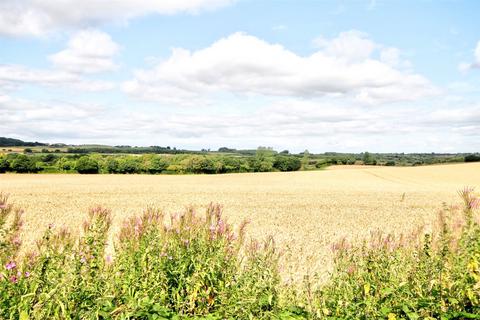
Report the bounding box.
[147,156,169,174]
[301,150,310,170]
[56,157,75,171]
[465,154,480,162]
[273,156,301,171]
[105,157,119,173]
[75,156,99,174]
[0,156,9,173]
[10,155,38,173]
[251,148,275,172]
[117,157,141,174]
[362,152,374,165]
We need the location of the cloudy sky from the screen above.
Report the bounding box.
[0,0,479,152]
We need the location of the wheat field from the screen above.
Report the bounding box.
[1,163,479,281]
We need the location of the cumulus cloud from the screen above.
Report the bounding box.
[459,40,480,72]
[49,29,120,74]
[0,0,235,37]
[123,31,438,106]
[0,29,119,92]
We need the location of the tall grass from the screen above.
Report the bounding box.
[0,188,479,319]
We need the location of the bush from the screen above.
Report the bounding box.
[465,154,480,162]
[0,157,8,173]
[117,157,141,174]
[273,156,302,172]
[9,155,39,173]
[75,156,99,174]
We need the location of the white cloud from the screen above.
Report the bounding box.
[49,29,120,74]
[0,64,115,92]
[2,93,479,152]
[458,40,480,71]
[124,31,438,106]
[313,30,376,63]
[0,0,235,37]
[0,29,119,92]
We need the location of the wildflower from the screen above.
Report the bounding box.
[9,275,18,283]
[470,197,480,210]
[105,255,112,264]
[217,220,226,234]
[80,256,87,264]
[5,261,16,270]
[12,237,21,246]
[24,272,31,278]
[347,265,356,275]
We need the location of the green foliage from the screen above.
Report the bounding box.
[274,156,302,172]
[1,190,480,318]
[305,187,480,319]
[56,156,76,171]
[9,154,40,173]
[0,156,9,173]
[0,198,282,319]
[75,156,99,174]
[465,154,480,163]
[251,148,275,172]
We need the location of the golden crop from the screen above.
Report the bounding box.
[1,163,479,282]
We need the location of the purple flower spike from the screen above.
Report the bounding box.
[5,261,16,270]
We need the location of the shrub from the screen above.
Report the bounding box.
[75,156,99,174]
[9,155,39,173]
[0,157,8,173]
[273,156,302,172]
[117,157,141,174]
[465,154,480,162]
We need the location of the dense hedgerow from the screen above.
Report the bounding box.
[0,152,302,175]
[1,189,480,319]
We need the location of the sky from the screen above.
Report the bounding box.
[0,0,479,153]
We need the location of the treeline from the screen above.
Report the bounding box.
[0,151,301,174]
[311,151,476,167]
[0,137,47,147]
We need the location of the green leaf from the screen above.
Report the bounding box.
[19,311,29,320]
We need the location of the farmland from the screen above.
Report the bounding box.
[2,162,479,282]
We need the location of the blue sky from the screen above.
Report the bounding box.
[0,0,479,152]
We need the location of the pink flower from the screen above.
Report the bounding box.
[105,255,112,264]
[80,257,87,264]
[5,261,16,270]
[12,237,21,246]
[347,265,356,275]
[24,272,31,278]
[470,198,480,210]
[9,275,18,283]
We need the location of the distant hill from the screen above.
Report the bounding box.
[0,137,47,147]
